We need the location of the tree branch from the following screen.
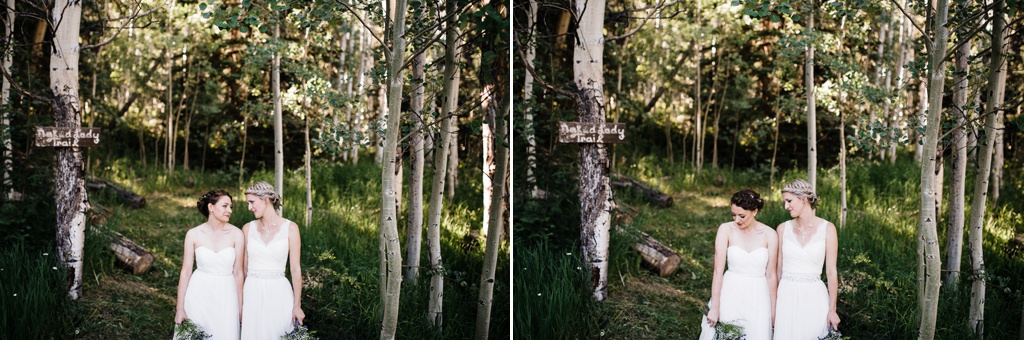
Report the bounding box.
[0,62,50,103]
[514,36,576,99]
[402,29,445,70]
[890,0,928,45]
[82,3,164,50]
[333,0,388,64]
[606,0,678,41]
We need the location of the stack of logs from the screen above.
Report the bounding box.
[87,177,153,275]
[611,173,680,277]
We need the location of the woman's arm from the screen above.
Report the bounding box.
[288,222,305,325]
[706,223,730,327]
[765,226,780,327]
[776,222,787,280]
[175,229,196,324]
[825,222,840,330]
[233,226,246,323]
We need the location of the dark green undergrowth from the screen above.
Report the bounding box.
[516,154,1024,339]
[5,157,504,339]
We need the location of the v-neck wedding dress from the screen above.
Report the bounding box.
[241,220,295,339]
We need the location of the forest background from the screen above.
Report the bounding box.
[0,0,511,338]
[514,0,1023,338]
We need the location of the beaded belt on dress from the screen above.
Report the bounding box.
[197,268,233,276]
[725,270,765,278]
[782,273,821,282]
[247,270,285,279]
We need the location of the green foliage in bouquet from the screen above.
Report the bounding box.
[819,326,843,340]
[173,319,211,340]
[700,305,746,340]
[281,322,317,340]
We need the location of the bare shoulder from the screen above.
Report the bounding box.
[776,221,789,233]
[289,221,301,235]
[761,224,779,240]
[826,221,838,237]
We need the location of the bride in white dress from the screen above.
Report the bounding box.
[175,190,244,339]
[700,189,778,340]
[241,181,305,339]
[774,179,840,339]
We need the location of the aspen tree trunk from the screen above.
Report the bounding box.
[404,50,427,283]
[837,16,847,229]
[482,102,494,238]
[871,19,886,160]
[575,0,612,301]
[917,0,950,336]
[915,76,927,162]
[945,37,971,289]
[968,3,1007,335]
[1,0,12,200]
[447,120,458,201]
[694,35,702,170]
[475,90,508,340]
[991,110,1003,205]
[338,31,349,163]
[184,93,197,171]
[166,1,175,175]
[525,0,538,197]
[273,19,284,215]
[805,0,817,190]
[890,10,909,164]
[377,87,387,165]
[305,112,312,227]
[379,0,409,336]
[239,115,248,187]
[881,18,893,163]
[427,13,461,325]
[50,0,87,299]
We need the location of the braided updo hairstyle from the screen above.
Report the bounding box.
[245,181,282,209]
[731,188,764,211]
[781,179,819,209]
[197,190,232,217]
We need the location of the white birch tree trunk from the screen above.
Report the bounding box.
[446,118,458,201]
[991,109,1004,205]
[50,0,87,300]
[427,13,461,325]
[944,36,971,289]
[482,103,494,237]
[273,18,284,215]
[837,16,847,229]
[166,1,175,175]
[305,111,312,227]
[404,50,427,283]
[475,87,508,340]
[575,0,611,301]
[805,1,817,190]
[889,10,908,164]
[379,0,409,336]
[917,0,950,336]
[968,3,1007,335]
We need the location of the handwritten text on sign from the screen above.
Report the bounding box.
[558,122,626,144]
[35,127,102,147]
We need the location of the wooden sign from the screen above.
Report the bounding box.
[35,127,102,147]
[557,122,626,144]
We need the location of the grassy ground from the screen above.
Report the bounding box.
[516,155,1024,339]
[6,157,507,339]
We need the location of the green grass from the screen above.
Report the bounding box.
[517,155,1024,339]
[0,244,77,339]
[47,157,507,339]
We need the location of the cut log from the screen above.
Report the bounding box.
[109,230,154,275]
[610,173,673,208]
[633,231,681,277]
[86,176,146,209]
[614,202,640,227]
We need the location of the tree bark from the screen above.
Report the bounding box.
[968,3,1006,335]
[991,108,1004,206]
[404,50,427,283]
[165,1,175,176]
[2,0,13,201]
[108,230,154,275]
[889,9,909,164]
[446,117,458,201]
[474,78,508,340]
[50,0,87,300]
[575,0,611,301]
[305,110,312,227]
[634,231,681,277]
[379,0,409,336]
[482,95,494,238]
[944,35,971,290]
[273,17,284,216]
[917,0,950,336]
[525,0,539,197]
[427,13,461,325]
[837,16,847,229]
[805,0,817,190]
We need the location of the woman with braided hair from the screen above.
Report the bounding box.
[240,181,305,339]
[174,190,244,339]
[700,189,777,340]
[774,179,840,338]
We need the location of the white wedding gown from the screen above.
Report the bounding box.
[774,220,830,339]
[180,247,240,340]
[699,245,772,340]
[241,220,295,339]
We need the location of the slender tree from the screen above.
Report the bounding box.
[379,0,410,336]
[524,0,539,197]
[273,16,284,215]
[944,31,971,289]
[1,0,13,201]
[404,49,427,283]
[475,71,508,340]
[805,0,817,190]
[916,0,950,336]
[968,1,1007,335]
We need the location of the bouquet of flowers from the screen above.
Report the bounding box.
[819,325,843,340]
[173,319,212,340]
[700,305,746,340]
[282,321,318,340]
